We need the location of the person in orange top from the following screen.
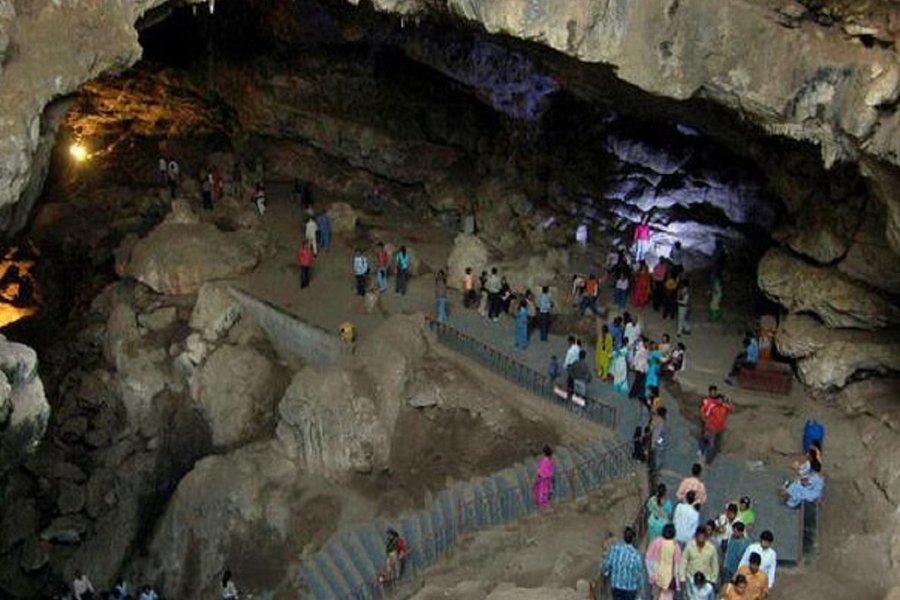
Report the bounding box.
[721,574,749,599]
[297,241,315,288]
[736,552,769,599]
[676,463,707,506]
[462,267,476,308]
[578,273,602,316]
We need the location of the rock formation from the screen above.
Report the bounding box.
[0,336,49,476]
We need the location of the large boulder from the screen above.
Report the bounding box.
[104,302,140,370]
[758,249,900,330]
[500,249,569,295]
[836,214,900,295]
[447,234,491,290]
[126,221,268,295]
[326,201,358,233]
[189,283,243,341]
[142,442,299,599]
[0,337,49,475]
[776,314,900,389]
[193,345,283,448]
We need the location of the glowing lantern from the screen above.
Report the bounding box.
[69,143,88,162]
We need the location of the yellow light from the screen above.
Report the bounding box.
[69,143,88,162]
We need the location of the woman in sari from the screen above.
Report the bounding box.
[645,342,662,396]
[645,483,673,541]
[611,339,629,395]
[632,260,651,308]
[595,324,613,380]
[533,445,555,509]
[645,523,682,600]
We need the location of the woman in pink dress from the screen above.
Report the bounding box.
[632,260,651,308]
[634,216,652,261]
[645,523,682,600]
[533,445,555,509]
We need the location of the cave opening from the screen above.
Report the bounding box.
[3,0,899,599]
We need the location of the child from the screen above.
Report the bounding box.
[547,355,562,384]
[685,571,715,600]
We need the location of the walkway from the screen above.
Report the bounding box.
[447,309,803,563]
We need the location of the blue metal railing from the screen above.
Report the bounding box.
[426,319,618,430]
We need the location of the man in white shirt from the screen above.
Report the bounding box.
[739,529,777,588]
[72,570,95,600]
[305,216,319,255]
[563,336,581,369]
[673,490,700,546]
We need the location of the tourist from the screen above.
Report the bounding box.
[645,523,682,600]
[669,241,684,277]
[632,260,651,307]
[252,182,266,216]
[651,258,669,311]
[293,178,309,209]
[678,526,719,590]
[202,169,214,210]
[435,270,448,324]
[645,341,661,396]
[673,491,700,546]
[533,445,555,509]
[709,274,723,322]
[112,578,129,599]
[596,324,613,379]
[463,267,476,308]
[382,528,408,583]
[158,156,168,183]
[571,273,587,308]
[212,165,224,203]
[614,270,630,311]
[394,245,411,295]
[221,570,239,600]
[477,270,489,316]
[722,521,751,584]
[628,336,648,400]
[623,313,642,351]
[72,570,95,600]
[712,503,739,551]
[538,285,553,341]
[632,425,651,462]
[676,464,707,505]
[576,222,588,249]
[579,273,602,316]
[736,552,769,599]
[611,337,629,395]
[138,584,159,600]
[725,332,759,385]
[564,336,581,369]
[547,355,562,384]
[658,333,672,360]
[567,349,592,397]
[514,299,529,350]
[650,406,668,473]
[736,496,755,533]
[646,483,673,542]
[699,388,733,465]
[353,248,368,297]
[166,158,180,198]
[609,316,624,349]
[662,342,686,380]
[305,215,319,255]
[676,279,691,336]
[297,241,315,289]
[685,572,715,600]
[780,461,825,508]
[485,268,502,321]
[793,441,824,476]
[375,242,390,292]
[721,574,749,599]
[634,215,652,262]
[739,530,777,589]
[662,272,679,320]
[601,527,645,600]
[498,277,514,315]
[316,210,331,252]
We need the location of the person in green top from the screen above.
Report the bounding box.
[737,496,755,533]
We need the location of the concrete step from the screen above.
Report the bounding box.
[342,530,378,585]
[299,560,332,600]
[327,541,367,597]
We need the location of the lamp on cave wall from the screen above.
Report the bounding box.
[69,142,89,163]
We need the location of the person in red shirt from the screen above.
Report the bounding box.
[297,241,315,288]
[699,385,733,465]
[375,242,390,292]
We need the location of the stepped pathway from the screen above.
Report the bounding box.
[447,310,802,564]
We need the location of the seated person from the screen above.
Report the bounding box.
[780,460,825,508]
[661,342,686,379]
[792,441,823,476]
[725,332,759,385]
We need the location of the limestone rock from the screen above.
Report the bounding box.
[194,345,282,448]
[18,537,48,573]
[56,480,86,515]
[0,499,37,553]
[115,342,173,435]
[163,198,200,225]
[837,214,900,295]
[326,201,358,233]
[276,367,389,475]
[40,515,91,545]
[144,442,298,599]
[138,306,178,332]
[758,249,900,330]
[189,283,243,341]
[114,233,139,277]
[104,302,140,369]
[408,388,441,408]
[776,314,900,389]
[447,234,491,290]
[0,338,49,476]
[500,250,569,295]
[126,221,268,295]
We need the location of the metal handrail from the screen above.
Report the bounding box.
[426,318,618,429]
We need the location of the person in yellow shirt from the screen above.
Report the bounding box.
[736,552,769,599]
[721,574,748,599]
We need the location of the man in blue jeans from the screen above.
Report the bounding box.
[601,527,645,599]
[353,248,368,296]
[538,285,553,341]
